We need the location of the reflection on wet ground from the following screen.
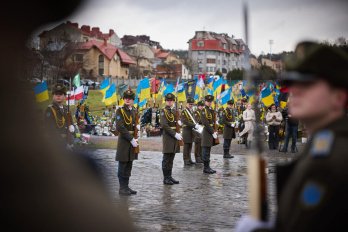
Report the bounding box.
[86,143,301,231]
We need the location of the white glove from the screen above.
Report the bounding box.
[136,124,140,131]
[175,133,183,141]
[178,120,183,126]
[216,120,219,125]
[212,132,218,139]
[235,215,274,232]
[130,138,139,147]
[69,125,75,133]
[231,122,235,127]
[194,124,200,130]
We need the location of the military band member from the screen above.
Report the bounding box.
[181,97,199,166]
[45,84,75,146]
[221,99,236,158]
[115,90,139,196]
[160,93,182,185]
[193,100,205,163]
[201,95,218,174]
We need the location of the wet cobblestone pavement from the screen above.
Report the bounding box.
[85,137,301,231]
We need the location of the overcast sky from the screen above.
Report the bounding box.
[42,0,348,55]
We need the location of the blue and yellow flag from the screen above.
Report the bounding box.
[100,78,110,96]
[220,87,232,108]
[213,77,223,97]
[34,81,49,102]
[104,83,117,106]
[177,82,186,102]
[136,78,151,101]
[260,86,275,107]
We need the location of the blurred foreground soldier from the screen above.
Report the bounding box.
[236,42,348,232]
[265,104,283,150]
[115,90,139,196]
[238,103,256,148]
[1,1,134,231]
[160,93,181,185]
[201,95,218,174]
[221,99,236,158]
[193,100,205,163]
[44,84,75,147]
[181,97,198,165]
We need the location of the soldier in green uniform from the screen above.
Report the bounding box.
[201,95,218,174]
[221,99,236,158]
[115,90,139,196]
[181,97,200,166]
[235,42,348,231]
[193,100,205,163]
[45,84,75,147]
[160,93,182,185]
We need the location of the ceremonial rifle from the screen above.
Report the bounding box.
[66,84,74,145]
[175,96,184,146]
[133,96,140,154]
[243,2,268,221]
[213,92,220,145]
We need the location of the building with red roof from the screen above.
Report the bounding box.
[69,39,135,80]
[188,31,248,76]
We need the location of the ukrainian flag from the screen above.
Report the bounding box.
[213,77,223,97]
[261,86,275,107]
[176,82,186,102]
[220,87,232,108]
[34,81,49,102]
[100,78,110,96]
[104,83,117,106]
[137,78,151,101]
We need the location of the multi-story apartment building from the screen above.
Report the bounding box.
[188,31,248,76]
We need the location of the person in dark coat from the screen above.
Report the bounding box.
[160,93,182,185]
[193,100,205,163]
[115,90,139,196]
[235,42,348,232]
[181,97,199,165]
[44,84,75,147]
[221,99,236,158]
[201,95,218,174]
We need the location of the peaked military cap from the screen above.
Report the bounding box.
[165,93,175,101]
[282,42,348,89]
[197,100,205,106]
[204,95,214,102]
[187,97,194,104]
[227,99,234,105]
[52,84,67,95]
[123,89,135,99]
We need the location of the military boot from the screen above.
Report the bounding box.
[223,149,234,158]
[163,169,174,185]
[168,169,179,184]
[195,154,203,163]
[203,161,216,174]
[125,178,137,195]
[118,178,131,196]
[189,158,196,165]
[184,160,192,166]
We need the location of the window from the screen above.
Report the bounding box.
[198,51,204,55]
[98,55,104,76]
[74,54,83,62]
[207,58,216,64]
[197,41,204,47]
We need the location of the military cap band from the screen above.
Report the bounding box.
[204,95,214,102]
[165,93,175,101]
[53,84,67,95]
[123,90,135,99]
[187,97,194,104]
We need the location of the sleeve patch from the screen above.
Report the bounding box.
[310,130,334,157]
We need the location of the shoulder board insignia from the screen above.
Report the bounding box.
[301,181,324,207]
[310,130,334,157]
